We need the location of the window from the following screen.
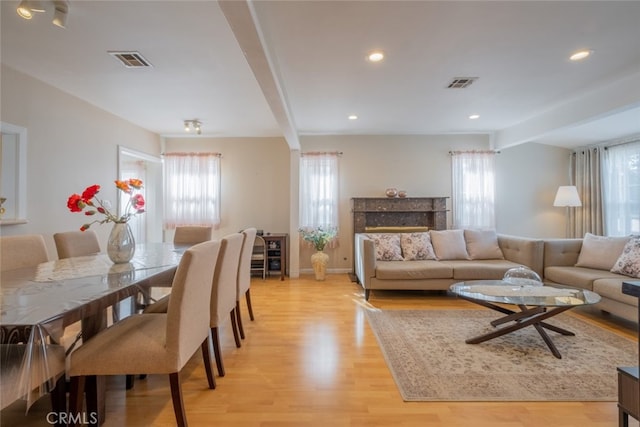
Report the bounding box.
[451,151,496,229]
[603,140,640,236]
[299,152,339,231]
[163,152,221,229]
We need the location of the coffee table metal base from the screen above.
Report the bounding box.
[459,295,576,359]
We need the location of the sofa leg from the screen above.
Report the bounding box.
[365,289,370,300]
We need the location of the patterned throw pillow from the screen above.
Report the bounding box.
[611,236,640,278]
[367,233,404,261]
[400,232,436,260]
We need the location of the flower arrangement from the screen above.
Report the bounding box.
[298,226,337,251]
[67,179,145,231]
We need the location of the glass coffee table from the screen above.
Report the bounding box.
[450,280,601,358]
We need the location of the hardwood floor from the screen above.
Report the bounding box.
[2,274,638,426]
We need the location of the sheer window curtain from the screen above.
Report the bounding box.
[299,152,339,247]
[603,140,640,236]
[451,151,496,229]
[163,152,221,229]
[570,148,604,237]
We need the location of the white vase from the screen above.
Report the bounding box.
[107,222,135,264]
[311,250,329,281]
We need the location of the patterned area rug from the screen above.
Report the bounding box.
[366,309,638,401]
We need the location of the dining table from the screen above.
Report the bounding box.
[0,242,185,423]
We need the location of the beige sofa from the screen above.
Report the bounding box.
[354,231,544,301]
[543,234,639,322]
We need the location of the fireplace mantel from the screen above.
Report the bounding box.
[351,197,448,233]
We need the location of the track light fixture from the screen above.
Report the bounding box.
[17,0,69,28]
[183,119,202,135]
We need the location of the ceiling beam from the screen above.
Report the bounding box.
[219,0,300,150]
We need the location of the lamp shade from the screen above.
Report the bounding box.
[553,186,582,207]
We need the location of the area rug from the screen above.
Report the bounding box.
[366,309,638,401]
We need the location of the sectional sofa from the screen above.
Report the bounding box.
[354,230,639,323]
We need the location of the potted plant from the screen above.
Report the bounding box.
[298,226,337,280]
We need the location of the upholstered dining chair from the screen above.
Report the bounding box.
[0,234,49,272]
[68,239,221,427]
[173,225,213,245]
[53,230,101,259]
[236,228,257,340]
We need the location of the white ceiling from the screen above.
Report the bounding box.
[2,1,639,150]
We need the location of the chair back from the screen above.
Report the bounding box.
[166,239,221,368]
[238,228,257,297]
[210,233,244,327]
[0,234,49,272]
[53,230,101,259]
[173,226,213,245]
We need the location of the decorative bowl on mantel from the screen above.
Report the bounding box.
[385,188,398,198]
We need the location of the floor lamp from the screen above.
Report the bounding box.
[553,185,582,237]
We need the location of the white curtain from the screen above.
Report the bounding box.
[603,140,640,236]
[451,151,496,229]
[163,152,221,229]
[570,147,604,237]
[299,152,339,234]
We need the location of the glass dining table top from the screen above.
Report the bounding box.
[1,242,185,327]
[450,280,601,307]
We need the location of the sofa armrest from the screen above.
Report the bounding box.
[497,234,544,278]
[543,238,582,268]
[354,233,376,288]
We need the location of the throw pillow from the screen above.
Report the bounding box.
[464,229,505,260]
[429,229,470,260]
[367,233,404,261]
[400,232,436,261]
[575,233,630,270]
[611,236,640,278]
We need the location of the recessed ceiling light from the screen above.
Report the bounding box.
[570,49,593,61]
[367,51,384,62]
[469,114,480,120]
[348,115,358,120]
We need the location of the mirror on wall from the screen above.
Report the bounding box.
[0,122,28,225]
[118,146,163,243]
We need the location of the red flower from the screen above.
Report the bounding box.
[67,194,85,212]
[81,185,100,202]
[131,194,145,210]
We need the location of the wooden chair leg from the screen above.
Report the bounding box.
[230,309,242,348]
[201,337,216,389]
[126,374,135,390]
[245,289,255,321]
[169,372,188,427]
[236,301,245,340]
[68,376,86,427]
[50,375,67,425]
[211,327,225,377]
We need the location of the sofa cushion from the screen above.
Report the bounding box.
[430,229,470,260]
[575,233,629,270]
[375,260,453,280]
[367,233,404,261]
[544,266,623,291]
[610,236,640,278]
[464,229,504,260]
[592,278,639,307]
[400,232,436,261]
[441,260,522,280]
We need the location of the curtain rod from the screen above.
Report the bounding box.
[448,150,500,155]
[301,151,343,156]
[162,152,222,157]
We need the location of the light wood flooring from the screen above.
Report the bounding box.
[2,274,638,427]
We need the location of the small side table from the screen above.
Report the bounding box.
[618,281,640,427]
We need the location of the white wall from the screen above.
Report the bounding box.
[0,65,161,257]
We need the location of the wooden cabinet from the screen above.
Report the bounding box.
[351,197,448,233]
[262,234,288,281]
[619,281,640,427]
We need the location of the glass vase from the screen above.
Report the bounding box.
[107,222,135,264]
[311,250,329,281]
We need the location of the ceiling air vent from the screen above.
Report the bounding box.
[108,51,152,68]
[447,77,478,89]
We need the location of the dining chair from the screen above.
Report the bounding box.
[0,234,49,272]
[67,239,221,427]
[53,230,101,259]
[173,225,213,245]
[250,235,267,280]
[236,228,257,340]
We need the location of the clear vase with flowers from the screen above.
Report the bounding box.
[67,179,145,263]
